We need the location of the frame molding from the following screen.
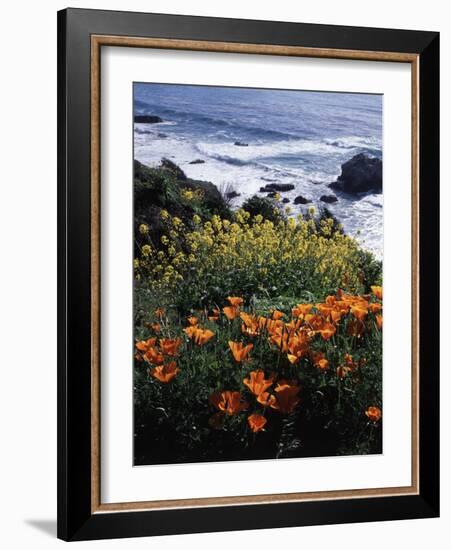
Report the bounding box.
[58,8,439,541]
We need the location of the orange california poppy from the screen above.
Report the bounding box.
[159,338,182,357]
[369,303,382,314]
[376,314,383,330]
[256,391,277,409]
[292,304,313,318]
[318,322,336,341]
[183,325,198,339]
[272,381,301,414]
[316,358,329,372]
[194,328,215,346]
[336,365,352,379]
[187,316,198,326]
[243,370,273,396]
[240,312,260,336]
[371,286,383,300]
[317,304,332,318]
[365,406,382,422]
[229,341,253,362]
[209,390,248,415]
[151,361,180,383]
[248,413,267,433]
[223,306,239,320]
[271,310,285,320]
[286,334,310,363]
[351,305,368,322]
[135,337,157,352]
[154,307,166,319]
[227,296,244,307]
[143,346,165,366]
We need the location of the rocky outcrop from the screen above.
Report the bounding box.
[134,115,163,123]
[189,159,205,165]
[234,141,249,147]
[161,158,187,181]
[320,195,338,204]
[330,153,382,194]
[260,183,295,193]
[294,195,311,205]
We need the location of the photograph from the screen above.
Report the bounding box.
[132,83,384,466]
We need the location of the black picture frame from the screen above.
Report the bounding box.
[57,7,439,541]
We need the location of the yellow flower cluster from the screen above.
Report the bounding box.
[136,210,363,293]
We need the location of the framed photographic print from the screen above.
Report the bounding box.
[57,8,439,541]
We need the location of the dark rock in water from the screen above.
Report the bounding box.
[282,198,290,203]
[157,133,167,138]
[294,195,311,205]
[134,115,163,123]
[189,159,205,165]
[234,141,249,147]
[320,194,338,204]
[330,153,382,194]
[161,158,187,181]
[267,191,277,198]
[226,190,241,199]
[260,183,296,193]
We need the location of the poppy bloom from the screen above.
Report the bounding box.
[351,305,368,322]
[376,314,383,330]
[223,306,239,320]
[159,338,182,356]
[292,304,313,318]
[209,391,248,415]
[369,303,382,314]
[330,309,344,324]
[318,322,336,341]
[154,307,166,319]
[317,304,332,318]
[365,406,382,422]
[287,334,310,363]
[243,370,273,396]
[371,286,383,300]
[248,413,267,433]
[194,328,215,346]
[316,358,329,372]
[336,365,352,379]
[229,341,253,362]
[271,310,285,320]
[135,337,157,352]
[183,325,198,339]
[143,346,165,366]
[240,312,260,337]
[256,391,277,409]
[187,316,198,326]
[151,361,180,383]
[272,381,301,414]
[227,296,244,307]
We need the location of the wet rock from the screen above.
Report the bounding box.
[189,159,205,165]
[260,183,296,193]
[134,115,163,123]
[320,194,338,204]
[293,195,311,205]
[330,153,382,194]
[234,141,249,146]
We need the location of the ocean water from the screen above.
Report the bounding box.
[134,83,383,258]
